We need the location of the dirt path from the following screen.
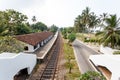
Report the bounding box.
[56,34,67,80]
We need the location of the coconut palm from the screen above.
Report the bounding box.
[82,7,91,29]
[99,13,108,31]
[74,15,85,32]
[89,13,100,31]
[96,15,120,48]
[81,7,99,33]
[32,16,36,23]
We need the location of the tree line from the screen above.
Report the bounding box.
[61,7,120,49]
[0,9,58,36]
[0,9,58,53]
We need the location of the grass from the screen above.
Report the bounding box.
[113,51,120,54]
[76,33,100,46]
[63,38,80,80]
[76,33,96,41]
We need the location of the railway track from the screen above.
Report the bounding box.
[28,32,61,80]
[39,34,60,80]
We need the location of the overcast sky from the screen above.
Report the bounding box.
[0,0,120,27]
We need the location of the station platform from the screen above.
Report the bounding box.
[34,32,58,59]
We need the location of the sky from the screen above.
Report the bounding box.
[0,0,120,27]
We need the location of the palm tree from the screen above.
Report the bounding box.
[74,15,85,33]
[32,16,36,23]
[89,13,100,31]
[99,13,108,31]
[81,7,91,31]
[81,7,99,33]
[96,15,120,48]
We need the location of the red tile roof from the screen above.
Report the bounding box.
[15,32,53,46]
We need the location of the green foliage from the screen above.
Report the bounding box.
[49,24,58,33]
[76,33,85,41]
[113,51,120,54]
[63,40,80,79]
[16,23,32,35]
[64,40,75,73]
[67,27,74,33]
[0,9,31,36]
[79,71,106,80]
[0,36,24,53]
[84,38,99,43]
[61,27,75,39]
[74,7,100,33]
[68,33,76,42]
[61,28,67,34]
[63,33,67,39]
[31,22,47,32]
[96,15,120,48]
[65,60,74,73]
[32,16,37,22]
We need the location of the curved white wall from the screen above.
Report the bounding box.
[0,52,36,80]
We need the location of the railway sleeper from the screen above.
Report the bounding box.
[43,72,53,75]
[41,75,52,79]
[47,62,55,64]
[47,62,56,65]
[46,67,55,69]
[44,69,54,71]
[47,64,55,66]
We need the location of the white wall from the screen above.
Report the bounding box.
[24,44,39,52]
[100,45,120,55]
[41,41,44,46]
[0,52,36,80]
[23,34,53,52]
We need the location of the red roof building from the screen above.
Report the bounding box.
[15,31,53,52]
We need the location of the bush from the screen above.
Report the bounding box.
[113,51,120,54]
[79,71,106,80]
[68,33,76,42]
[84,38,99,43]
[0,36,24,53]
[63,33,67,39]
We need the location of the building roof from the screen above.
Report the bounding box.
[89,55,120,80]
[15,31,53,46]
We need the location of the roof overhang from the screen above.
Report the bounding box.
[89,55,120,80]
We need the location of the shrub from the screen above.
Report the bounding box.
[113,51,120,54]
[0,36,24,53]
[63,33,67,39]
[79,71,106,80]
[68,33,76,42]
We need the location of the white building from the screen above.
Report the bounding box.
[0,52,36,80]
[15,31,53,52]
[89,55,120,80]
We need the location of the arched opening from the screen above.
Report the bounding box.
[14,68,29,80]
[24,46,28,50]
[98,65,112,80]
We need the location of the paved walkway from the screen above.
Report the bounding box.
[34,32,58,59]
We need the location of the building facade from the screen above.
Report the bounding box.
[15,31,53,52]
